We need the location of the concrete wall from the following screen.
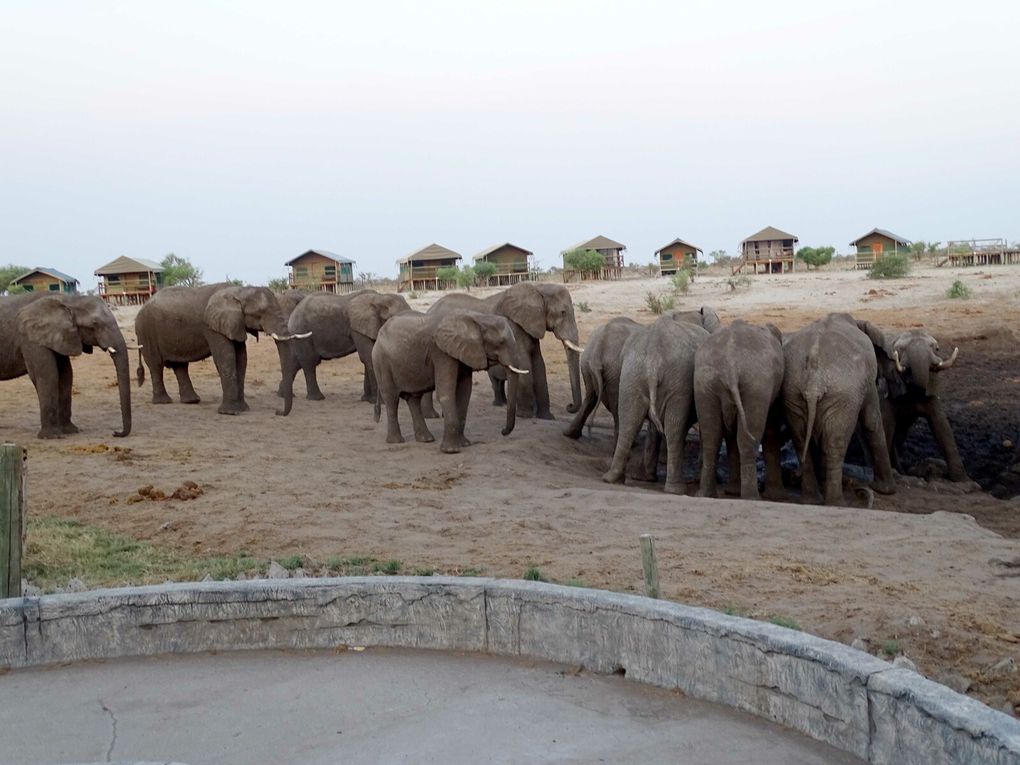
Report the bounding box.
[2,578,1018,764]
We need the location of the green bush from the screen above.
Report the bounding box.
[946,280,971,299]
[796,246,835,270]
[472,261,497,283]
[575,300,591,313]
[523,566,545,582]
[267,277,290,293]
[0,263,30,294]
[868,253,911,279]
[436,266,477,289]
[563,248,606,277]
[671,269,690,295]
[645,291,675,314]
[726,275,753,291]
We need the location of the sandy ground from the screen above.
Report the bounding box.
[1,262,1019,712]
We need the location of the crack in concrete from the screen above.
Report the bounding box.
[99,699,117,762]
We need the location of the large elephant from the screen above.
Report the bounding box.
[276,290,410,415]
[782,313,896,505]
[564,307,720,444]
[135,283,304,415]
[276,289,312,321]
[876,328,967,481]
[694,320,785,500]
[424,283,583,419]
[372,309,528,454]
[0,294,131,438]
[602,312,710,493]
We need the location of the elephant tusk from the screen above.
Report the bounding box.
[937,346,959,369]
[892,349,906,373]
[563,340,585,353]
[293,331,312,339]
[108,347,117,354]
[508,365,529,375]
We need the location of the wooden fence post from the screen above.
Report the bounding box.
[1,443,26,599]
[640,534,659,599]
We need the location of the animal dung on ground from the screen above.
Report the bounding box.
[128,481,203,503]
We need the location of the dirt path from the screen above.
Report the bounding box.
[2,262,1018,713]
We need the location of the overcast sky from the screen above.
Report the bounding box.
[2,1,1018,288]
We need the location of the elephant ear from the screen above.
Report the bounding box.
[699,306,722,333]
[348,296,384,339]
[498,284,546,339]
[204,288,248,342]
[856,319,892,360]
[765,323,783,343]
[434,314,488,370]
[856,319,904,395]
[16,297,82,357]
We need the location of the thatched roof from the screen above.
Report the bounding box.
[849,229,911,247]
[12,267,79,285]
[562,235,626,254]
[742,226,798,244]
[95,256,164,275]
[472,243,533,262]
[285,249,355,266]
[655,238,702,255]
[397,243,463,265]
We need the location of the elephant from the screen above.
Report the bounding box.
[276,289,312,321]
[423,282,584,420]
[276,289,410,415]
[0,293,131,439]
[564,307,721,444]
[135,283,305,415]
[694,320,785,500]
[602,312,711,493]
[876,328,968,481]
[372,309,529,454]
[781,313,896,505]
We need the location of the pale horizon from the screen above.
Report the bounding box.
[2,1,1018,290]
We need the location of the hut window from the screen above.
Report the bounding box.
[49,283,60,291]
[295,266,308,276]
[107,274,120,283]
[324,265,337,277]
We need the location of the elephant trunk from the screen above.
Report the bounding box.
[908,345,935,397]
[111,340,132,437]
[275,339,295,417]
[503,369,520,436]
[564,342,582,413]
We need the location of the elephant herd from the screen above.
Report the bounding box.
[0,281,967,507]
[566,307,966,506]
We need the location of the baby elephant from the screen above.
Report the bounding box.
[694,320,784,499]
[372,309,528,453]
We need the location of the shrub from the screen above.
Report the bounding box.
[868,253,911,279]
[769,615,801,631]
[645,291,675,314]
[472,261,497,283]
[563,248,606,278]
[726,275,753,291]
[671,269,690,295]
[575,300,591,313]
[160,253,204,287]
[946,280,971,299]
[796,246,835,270]
[267,277,290,293]
[523,566,545,582]
[436,265,476,289]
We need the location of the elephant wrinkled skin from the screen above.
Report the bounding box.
[0,293,132,439]
[135,283,302,415]
[372,309,527,454]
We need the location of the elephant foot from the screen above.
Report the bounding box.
[414,431,435,443]
[180,395,201,405]
[696,486,717,499]
[948,469,970,483]
[663,481,687,495]
[440,442,462,454]
[152,393,174,404]
[740,487,762,501]
[361,393,374,403]
[871,480,896,496]
[562,427,582,439]
[722,482,741,497]
[217,404,245,415]
[492,398,506,407]
[602,469,625,485]
[536,412,556,421]
[61,422,81,435]
[762,486,787,502]
[459,436,472,447]
[386,434,405,444]
[306,391,326,401]
[240,401,250,412]
[37,428,66,440]
[632,471,659,483]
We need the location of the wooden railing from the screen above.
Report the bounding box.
[98,279,157,295]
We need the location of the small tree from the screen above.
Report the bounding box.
[796,246,834,270]
[160,253,204,287]
[267,277,289,292]
[436,265,476,290]
[472,261,497,285]
[563,248,606,279]
[671,269,690,295]
[0,264,30,294]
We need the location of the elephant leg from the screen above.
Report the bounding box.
[736,428,760,500]
[787,408,822,503]
[530,348,553,420]
[697,402,722,498]
[489,370,507,407]
[149,356,174,404]
[208,336,244,415]
[406,395,434,442]
[235,341,250,412]
[354,340,377,403]
[603,395,648,485]
[421,391,441,419]
[563,372,598,439]
[455,369,473,447]
[304,360,325,401]
[761,406,786,501]
[860,391,896,495]
[57,355,79,434]
[384,396,404,443]
[437,361,465,454]
[638,423,662,482]
[170,363,200,404]
[925,402,968,481]
[820,427,852,506]
[663,404,693,495]
[25,349,64,439]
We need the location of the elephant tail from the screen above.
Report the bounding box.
[730,381,754,446]
[800,344,824,465]
[136,348,145,387]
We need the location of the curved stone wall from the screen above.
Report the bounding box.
[2,577,1018,764]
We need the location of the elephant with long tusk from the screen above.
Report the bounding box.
[880,329,968,481]
[135,283,298,415]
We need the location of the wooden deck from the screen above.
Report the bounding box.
[939,240,1020,267]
